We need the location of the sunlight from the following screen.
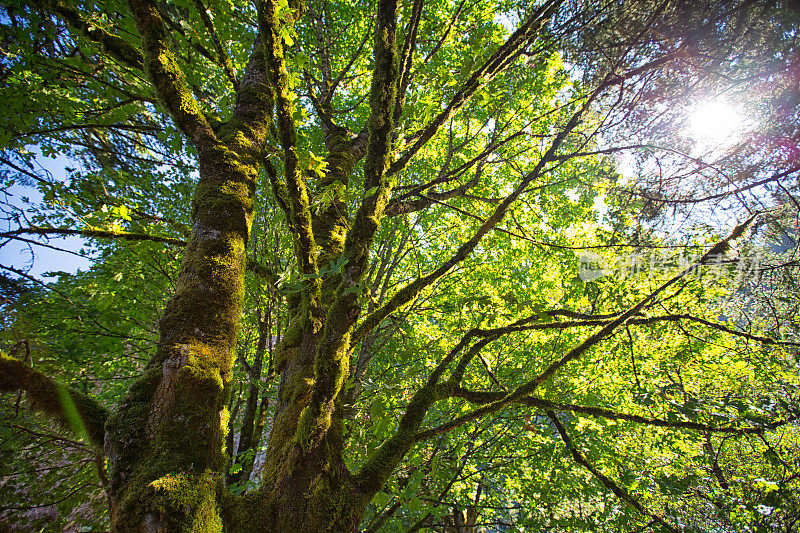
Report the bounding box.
[687,99,747,148]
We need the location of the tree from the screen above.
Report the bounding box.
[0,0,799,531]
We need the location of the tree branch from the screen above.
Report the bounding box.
[388,128,527,206]
[625,164,800,205]
[392,0,424,126]
[422,0,466,63]
[387,0,564,176]
[306,0,399,441]
[128,0,218,151]
[409,214,762,440]
[447,389,792,435]
[463,312,799,347]
[192,0,239,90]
[43,0,145,71]
[384,166,483,216]
[353,83,757,510]
[259,0,319,283]
[1,226,187,246]
[246,259,279,285]
[0,354,108,449]
[325,24,371,108]
[353,80,598,346]
[0,227,283,287]
[520,214,760,392]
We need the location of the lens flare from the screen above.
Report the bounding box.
[687,100,746,147]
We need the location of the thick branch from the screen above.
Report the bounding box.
[306,0,399,439]
[44,0,145,71]
[448,389,790,435]
[227,39,273,157]
[0,354,108,449]
[1,226,187,246]
[128,0,218,150]
[259,0,319,282]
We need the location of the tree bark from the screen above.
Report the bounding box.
[104,143,256,530]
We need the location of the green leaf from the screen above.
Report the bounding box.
[372,492,391,507]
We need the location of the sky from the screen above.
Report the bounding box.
[0,151,93,279]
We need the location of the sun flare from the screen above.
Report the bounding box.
[687,100,747,147]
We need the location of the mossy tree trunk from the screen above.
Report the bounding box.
[100,0,404,529]
[222,0,402,529]
[100,0,273,529]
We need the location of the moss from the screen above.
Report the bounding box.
[108,145,254,525]
[193,175,253,214]
[305,473,345,530]
[111,364,230,527]
[116,466,223,531]
[108,323,233,526]
[50,1,145,70]
[219,406,230,448]
[294,405,315,450]
[105,367,161,492]
[151,472,221,530]
[282,316,304,348]
[99,7,273,526]
[217,112,271,154]
[130,0,218,151]
[0,353,108,448]
[178,343,227,395]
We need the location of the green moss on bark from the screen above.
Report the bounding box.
[0,353,108,448]
[115,463,224,531]
[107,132,255,530]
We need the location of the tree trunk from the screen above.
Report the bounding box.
[220,325,371,533]
[104,143,256,530]
[56,0,399,529]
